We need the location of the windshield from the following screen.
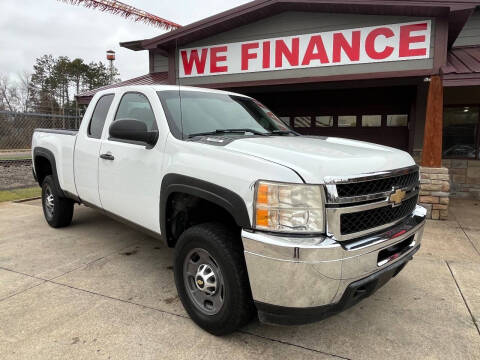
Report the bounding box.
[157,90,291,139]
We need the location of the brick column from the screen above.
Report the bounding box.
[418,75,449,220]
[419,167,450,220]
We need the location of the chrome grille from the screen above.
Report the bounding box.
[324,165,420,241]
[336,171,419,198]
[340,195,418,235]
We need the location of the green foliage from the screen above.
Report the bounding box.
[0,187,41,203]
[29,55,121,114]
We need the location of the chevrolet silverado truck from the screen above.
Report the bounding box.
[32,85,426,335]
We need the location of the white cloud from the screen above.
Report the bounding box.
[0,0,249,82]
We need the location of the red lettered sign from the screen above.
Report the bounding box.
[179,21,431,78]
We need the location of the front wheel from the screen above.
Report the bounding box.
[41,175,74,228]
[174,223,255,335]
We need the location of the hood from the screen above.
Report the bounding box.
[224,136,415,183]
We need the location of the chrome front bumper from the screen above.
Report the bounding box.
[242,205,426,311]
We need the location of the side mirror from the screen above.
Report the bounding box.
[109,119,158,146]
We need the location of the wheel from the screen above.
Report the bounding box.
[174,222,255,335]
[41,175,74,228]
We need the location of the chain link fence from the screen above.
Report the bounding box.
[0,111,82,151]
[0,111,83,191]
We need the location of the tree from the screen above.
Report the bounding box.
[0,75,17,112]
[17,71,32,112]
[68,58,88,95]
[0,73,31,112]
[28,54,120,114]
[29,55,58,114]
[83,61,119,91]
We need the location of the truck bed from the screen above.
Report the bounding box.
[32,128,79,198]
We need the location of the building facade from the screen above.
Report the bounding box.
[78,0,480,217]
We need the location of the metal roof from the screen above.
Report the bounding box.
[443,46,480,86]
[75,72,169,104]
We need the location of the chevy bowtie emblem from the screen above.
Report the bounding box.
[389,188,406,206]
[197,279,204,286]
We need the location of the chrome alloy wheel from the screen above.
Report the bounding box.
[183,248,225,315]
[44,185,54,218]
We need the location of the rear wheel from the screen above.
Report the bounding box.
[174,222,254,335]
[41,175,74,228]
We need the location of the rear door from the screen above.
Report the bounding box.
[98,89,165,232]
[74,93,115,206]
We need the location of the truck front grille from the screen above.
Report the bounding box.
[324,165,420,241]
[340,195,418,235]
[336,171,419,198]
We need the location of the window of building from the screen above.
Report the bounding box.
[88,94,114,139]
[387,114,408,127]
[293,116,311,128]
[338,115,356,127]
[443,106,480,159]
[315,116,333,127]
[361,115,382,127]
[115,92,157,131]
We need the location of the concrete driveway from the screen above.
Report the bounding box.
[0,199,479,359]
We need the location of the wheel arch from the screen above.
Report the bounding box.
[160,174,251,247]
[33,147,66,197]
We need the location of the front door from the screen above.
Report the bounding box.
[98,90,164,232]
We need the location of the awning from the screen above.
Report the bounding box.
[75,72,169,104]
[442,46,480,87]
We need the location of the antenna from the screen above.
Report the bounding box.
[175,39,184,140]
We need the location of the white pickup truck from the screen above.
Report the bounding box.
[32,85,426,335]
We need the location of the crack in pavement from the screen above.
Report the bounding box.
[0,279,47,303]
[0,265,352,359]
[238,330,353,360]
[445,260,480,336]
[457,223,480,258]
[0,240,140,302]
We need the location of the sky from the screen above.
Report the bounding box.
[0,0,250,82]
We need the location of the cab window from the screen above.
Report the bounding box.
[114,92,157,131]
[88,94,114,138]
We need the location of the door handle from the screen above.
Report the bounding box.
[99,153,114,161]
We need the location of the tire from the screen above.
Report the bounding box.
[41,175,74,228]
[174,222,255,335]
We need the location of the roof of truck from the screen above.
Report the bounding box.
[76,72,169,104]
[76,73,249,104]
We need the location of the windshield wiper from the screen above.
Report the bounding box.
[270,129,299,136]
[188,129,269,138]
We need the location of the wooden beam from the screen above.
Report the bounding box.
[421,75,443,167]
[148,51,154,73]
[168,48,176,85]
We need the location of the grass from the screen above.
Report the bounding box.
[0,187,41,203]
[0,156,31,161]
[0,154,31,161]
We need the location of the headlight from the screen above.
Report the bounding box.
[254,181,325,233]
